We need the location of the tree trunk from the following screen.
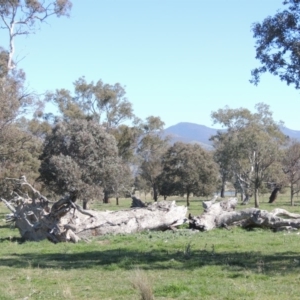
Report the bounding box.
[82,199,89,210]
[0,178,187,243]
[103,190,110,203]
[189,197,300,232]
[220,184,225,198]
[269,186,281,204]
[116,197,119,206]
[153,183,158,202]
[241,193,250,205]
[220,175,226,198]
[254,187,259,208]
[291,185,294,206]
[186,192,190,207]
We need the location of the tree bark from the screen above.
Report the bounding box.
[269,186,281,204]
[0,178,187,243]
[186,191,190,207]
[254,187,259,208]
[153,183,158,202]
[82,199,89,210]
[220,185,225,198]
[189,197,300,232]
[103,190,110,203]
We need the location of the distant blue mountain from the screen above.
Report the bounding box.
[281,127,300,140]
[164,122,300,149]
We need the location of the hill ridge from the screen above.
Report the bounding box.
[164,122,300,149]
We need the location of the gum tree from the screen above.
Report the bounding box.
[251,0,300,88]
[160,142,219,206]
[137,116,169,201]
[0,0,72,70]
[282,140,300,205]
[211,103,286,208]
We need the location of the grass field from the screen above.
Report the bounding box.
[1,194,300,299]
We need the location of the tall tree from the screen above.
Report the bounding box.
[38,119,120,208]
[210,132,234,198]
[0,1,72,197]
[0,61,43,183]
[211,103,286,208]
[0,0,72,71]
[47,77,134,130]
[251,0,300,88]
[137,116,169,201]
[0,120,43,198]
[282,139,300,205]
[46,77,139,163]
[160,142,219,206]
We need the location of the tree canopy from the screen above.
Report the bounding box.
[282,139,300,205]
[136,116,169,201]
[251,0,300,88]
[0,0,72,70]
[211,103,286,207]
[38,120,121,207]
[159,142,219,206]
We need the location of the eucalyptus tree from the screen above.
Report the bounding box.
[251,0,300,89]
[211,103,286,208]
[38,119,121,208]
[137,116,169,201]
[0,0,72,71]
[210,132,235,198]
[47,77,134,130]
[0,119,43,198]
[0,57,43,186]
[46,77,139,159]
[0,1,72,196]
[282,139,300,205]
[46,78,174,204]
[160,142,219,207]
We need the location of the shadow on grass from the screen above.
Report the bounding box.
[0,236,25,243]
[1,247,300,275]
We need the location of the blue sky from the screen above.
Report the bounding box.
[2,0,300,129]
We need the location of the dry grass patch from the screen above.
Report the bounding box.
[130,268,154,300]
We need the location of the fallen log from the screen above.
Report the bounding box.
[189,197,300,231]
[0,177,187,243]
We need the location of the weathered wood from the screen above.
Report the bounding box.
[190,197,300,232]
[0,177,187,243]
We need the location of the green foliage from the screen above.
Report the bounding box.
[211,103,286,207]
[0,42,47,195]
[39,119,120,201]
[0,74,43,196]
[47,77,134,129]
[160,142,219,205]
[111,124,141,162]
[137,116,169,201]
[46,77,143,170]
[282,139,300,205]
[251,0,300,88]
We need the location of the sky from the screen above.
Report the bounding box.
[2,0,300,130]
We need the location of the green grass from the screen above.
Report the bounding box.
[1,193,300,299]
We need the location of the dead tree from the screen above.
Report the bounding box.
[0,177,187,243]
[189,197,300,231]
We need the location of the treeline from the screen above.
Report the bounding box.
[1,1,300,209]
